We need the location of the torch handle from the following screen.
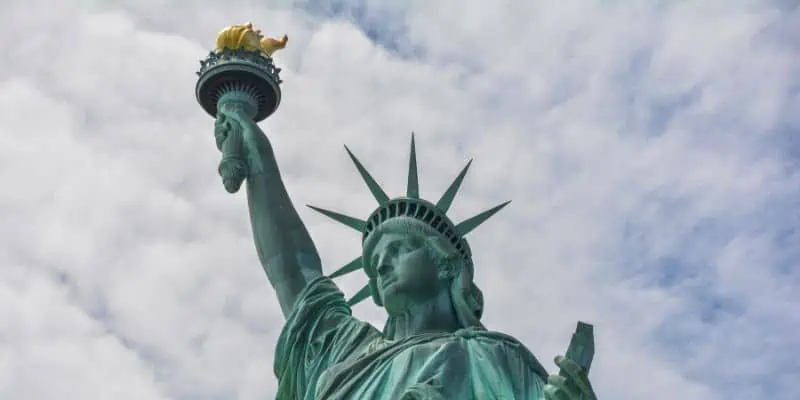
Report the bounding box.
[216,112,249,193]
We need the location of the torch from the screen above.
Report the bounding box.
[195,23,286,192]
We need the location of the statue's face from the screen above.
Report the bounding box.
[369,232,445,314]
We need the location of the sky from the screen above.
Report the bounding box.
[0,0,798,399]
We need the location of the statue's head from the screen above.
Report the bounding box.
[309,135,509,335]
[364,220,456,312]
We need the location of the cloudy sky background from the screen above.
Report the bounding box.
[1,0,798,399]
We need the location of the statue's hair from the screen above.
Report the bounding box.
[362,217,485,338]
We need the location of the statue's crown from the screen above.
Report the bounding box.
[308,135,510,306]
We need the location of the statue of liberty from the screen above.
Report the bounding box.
[197,23,597,399]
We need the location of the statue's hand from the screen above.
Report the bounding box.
[543,355,597,400]
[213,106,270,193]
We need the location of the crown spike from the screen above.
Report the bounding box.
[307,205,366,231]
[407,133,419,199]
[344,145,390,205]
[455,200,511,236]
[347,284,372,306]
[435,159,473,212]
[329,256,363,279]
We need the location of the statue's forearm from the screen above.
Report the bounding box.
[245,145,323,317]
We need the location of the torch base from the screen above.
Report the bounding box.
[195,50,282,123]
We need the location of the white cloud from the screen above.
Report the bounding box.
[1,0,797,399]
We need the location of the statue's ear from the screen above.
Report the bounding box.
[436,260,458,280]
[427,235,460,279]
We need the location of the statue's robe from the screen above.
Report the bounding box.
[275,277,549,399]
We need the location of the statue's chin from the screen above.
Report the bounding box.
[380,291,402,314]
[382,290,418,316]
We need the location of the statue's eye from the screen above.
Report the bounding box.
[399,240,420,254]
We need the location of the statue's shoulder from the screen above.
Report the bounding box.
[453,327,527,346]
[455,328,549,380]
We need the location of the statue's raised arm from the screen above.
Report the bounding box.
[198,22,319,317]
[216,108,323,317]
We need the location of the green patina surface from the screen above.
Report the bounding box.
[275,277,548,399]
[198,41,597,400]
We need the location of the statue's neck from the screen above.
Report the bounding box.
[387,290,461,340]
